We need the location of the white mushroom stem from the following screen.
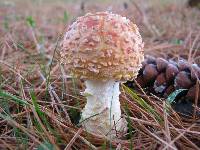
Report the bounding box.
[81,79,126,137]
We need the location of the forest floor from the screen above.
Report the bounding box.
[0,0,200,149]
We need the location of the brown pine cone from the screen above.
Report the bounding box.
[125,56,200,107]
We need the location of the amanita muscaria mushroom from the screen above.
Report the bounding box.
[60,12,144,137]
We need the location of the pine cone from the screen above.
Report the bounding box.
[126,56,200,116]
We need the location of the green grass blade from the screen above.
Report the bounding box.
[30,89,60,143]
[0,90,30,106]
[124,103,134,150]
[166,89,187,104]
[123,84,163,123]
[30,89,43,116]
[26,16,36,28]
[37,140,55,150]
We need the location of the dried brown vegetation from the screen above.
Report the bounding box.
[0,0,200,149]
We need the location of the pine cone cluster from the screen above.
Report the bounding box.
[126,56,200,112]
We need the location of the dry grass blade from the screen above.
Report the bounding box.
[0,138,13,150]
[163,123,199,150]
[31,107,59,150]
[0,60,31,85]
[163,101,175,150]
[64,128,83,150]
[0,113,47,149]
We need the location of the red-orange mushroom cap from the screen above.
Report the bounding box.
[60,12,144,81]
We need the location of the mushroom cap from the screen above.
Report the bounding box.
[60,12,144,81]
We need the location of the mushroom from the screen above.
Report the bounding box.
[60,12,144,137]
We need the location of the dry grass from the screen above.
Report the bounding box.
[0,0,200,149]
